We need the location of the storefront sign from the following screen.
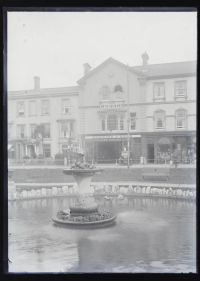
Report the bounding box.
[85,135,141,140]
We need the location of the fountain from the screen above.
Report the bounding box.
[52,153,116,228]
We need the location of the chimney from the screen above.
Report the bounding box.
[34,76,40,90]
[141,52,149,66]
[83,63,91,76]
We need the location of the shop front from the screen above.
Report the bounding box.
[142,132,196,164]
[84,134,142,164]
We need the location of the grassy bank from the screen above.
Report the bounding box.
[11,167,196,185]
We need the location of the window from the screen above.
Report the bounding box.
[154,110,165,129]
[99,86,111,100]
[114,85,123,92]
[29,101,37,116]
[175,81,187,99]
[30,124,36,138]
[101,119,106,131]
[119,115,124,130]
[130,112,136,130]
[41,100,49,115]
[17,124,26,138]
[17,101,25,116]
[107,114,118,131]
[60,122,69,138]
[42,123,50,138]
[176,109,187,129]
[8,124,12,139]
[153,82,165,100]
[62,144,68,155]
[43,144,51,158]
[62,99,71,115]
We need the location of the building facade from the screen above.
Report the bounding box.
[8,77,80,161]
[8,54,196,164]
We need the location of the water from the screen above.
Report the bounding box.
[8,196,196,273]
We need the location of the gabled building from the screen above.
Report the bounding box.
[77,55,196,164]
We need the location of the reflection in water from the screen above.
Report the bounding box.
[8,197,196,273]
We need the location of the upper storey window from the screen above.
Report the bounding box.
[41,100,49,115]
[153,82,165,101]
[29,101,37,116]
[107,114,118,131]
[175,80,187,99]
[17,101,25,117]
[154,110,165,129]
[175,109,187,129]
[99,86,111,100]
[62,99,71,115]
[114,84,123,99]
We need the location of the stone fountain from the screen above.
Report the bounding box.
[52,154,116,228]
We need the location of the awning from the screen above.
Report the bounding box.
[158,137,171,145]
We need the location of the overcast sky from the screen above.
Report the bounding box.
[7,11,197,91]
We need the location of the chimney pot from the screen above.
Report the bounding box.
[141,52,149,66]
[34,76,40,90]
[83,63,91,76]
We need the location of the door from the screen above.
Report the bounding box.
[147,144,154,163]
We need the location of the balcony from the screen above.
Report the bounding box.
[98,100,127,113]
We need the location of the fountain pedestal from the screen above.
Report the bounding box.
[52,167,116,228]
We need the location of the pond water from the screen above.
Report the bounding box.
[8,196,196,273]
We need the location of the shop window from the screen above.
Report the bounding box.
[17,101,25,116]
[175,81,187,99]
[107,114,118,131]
[29,100,37,116]
[99,86,111,100]
[154,110,165,129]
[130,112,136,130]
[176,109,187,129]
[43,144,51,158]
[153,82,165,100]
[62,99,71,115]
[17,124,26,138]
[41,100,49,115]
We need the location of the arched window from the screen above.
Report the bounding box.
[175,109,187,129]
[107,114,118,131]
[114,85,123,92]
[154,110,165,129]
[99,86,111,100]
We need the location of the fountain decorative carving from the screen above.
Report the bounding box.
[52,153,116,228]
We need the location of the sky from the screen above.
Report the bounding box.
[7,11,197,91]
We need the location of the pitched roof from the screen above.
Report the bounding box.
[132,61,196,79]
[77,57,145,84]
[8,85,79,99]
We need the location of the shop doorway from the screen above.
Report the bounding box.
[147,144,154,163]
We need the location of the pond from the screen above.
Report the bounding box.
[8,196,196,273]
